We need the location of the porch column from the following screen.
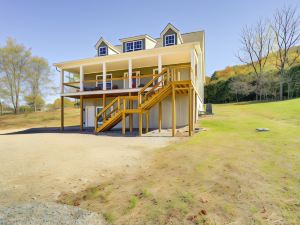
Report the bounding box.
[190,49,196,83]
[172,84,176,137]
[80,65,84,92]
[61,96,64,131]
[103,62,107,90]
[158,55,162,73]
[128,58,132,88]
[60,69,64,94]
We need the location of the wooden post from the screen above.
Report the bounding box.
[188,86,192,136]
[129,93,133,134]
[139,111,143,136]
[146,111,149,133]
[80,96,83,131]
[122,112,126,135]
[192,89,195,131]
[158,101,162,133]
[103,94,106,122]
[172,84,176,137]
[61,96,64,131]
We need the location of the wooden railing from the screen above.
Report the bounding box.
[94,95,138,131]
[138,68,172,105]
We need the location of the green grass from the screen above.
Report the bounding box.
[59,99,300,224]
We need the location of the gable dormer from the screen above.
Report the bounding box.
[120,35,157,53]
[95,37,120,57]
[160,23,183,47]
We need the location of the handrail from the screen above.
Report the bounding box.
[96,96,119,119]
[138,68,168,95]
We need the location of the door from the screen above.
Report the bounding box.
[85,106,95,127]
[124,71,140,88]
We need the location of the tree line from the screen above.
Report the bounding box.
[0,38,54,114]
[205,6,300,103]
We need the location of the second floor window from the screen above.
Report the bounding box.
[125,40,143,52]
[165,34,175,46]
[98,46,107,56]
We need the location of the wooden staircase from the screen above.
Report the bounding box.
[95,67,193,135]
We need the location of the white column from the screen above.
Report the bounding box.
[80,65,84,92]
[128,59,132,88]
[60,69,64,94]
[103,62,107,90]
[191,49,196,83]
[158,55,162,73]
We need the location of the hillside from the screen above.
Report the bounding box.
[59,99,300,224]
[210,45,300,81]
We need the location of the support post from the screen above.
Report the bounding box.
[103,94,106,122]
[192,89,195,131]
[146,111,149,133]
[158,101,162,133]
[172,84,176,137]
[128,59,132,88]
[122,113,126,135]
[188,86,192,136]
[61,96,64,131]
[103,62,107,90]
[80,66,84,92]
[158,55,162,85]
[129,93,133,134]
[60,69,64,94]
[80,96,83,131]
[139,111,143,136]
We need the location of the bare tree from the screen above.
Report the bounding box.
[271,6,300,100]
[238,19,273,101]
[0,38,31,114]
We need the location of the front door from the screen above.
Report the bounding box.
[124,71,140,88]
[85,106,95,127]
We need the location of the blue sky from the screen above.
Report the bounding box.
[0,0,299,101]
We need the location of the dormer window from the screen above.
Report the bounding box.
[98,46,107,56]
[165,34,175,46]
[125,40,143,52]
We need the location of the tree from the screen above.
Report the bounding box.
[24,94,45,111]
[271,6,300,100]
[229,75,254,102]
[237,19,272,101]
[0,38,31,114]
[25,56,51,112]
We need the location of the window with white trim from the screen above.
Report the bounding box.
[98,46,107,56]
[164,34,175,46]
[125,40,143,52]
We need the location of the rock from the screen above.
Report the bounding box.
[256,128,270,132]
[200,209,207,215]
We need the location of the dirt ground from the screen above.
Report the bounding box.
[0,128,176,207]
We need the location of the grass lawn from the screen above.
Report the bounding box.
[0,107,79,130]
[59,99,300,225]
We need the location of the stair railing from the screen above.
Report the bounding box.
[138,68,172,105]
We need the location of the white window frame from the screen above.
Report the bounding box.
[98,46,107,56]
[95,106,103,125]
[96,73,112,90]
[164,34,176,46]
[124,71,140,88]
[125,40,143,52]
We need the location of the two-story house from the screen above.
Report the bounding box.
[54,23,205,136]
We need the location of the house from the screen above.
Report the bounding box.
[53,23,206,136]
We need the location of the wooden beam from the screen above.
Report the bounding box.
[188,86,192,136]
[129,93,133,134]
[158,101,162,133]
[139,112,143,136]
[146,111,149,133]
[80,96,83,131]
[61,96,64,131]
[122,112,126,135]
[172,84,176,137]
[192,88,195,131]
[103,94,106,122]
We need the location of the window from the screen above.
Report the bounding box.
[134,40,142,50]
[125,40,143,52]
[96,74,112,90]
[165,34,175,46]
[98,46,107,56]
[125,42,134,52]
